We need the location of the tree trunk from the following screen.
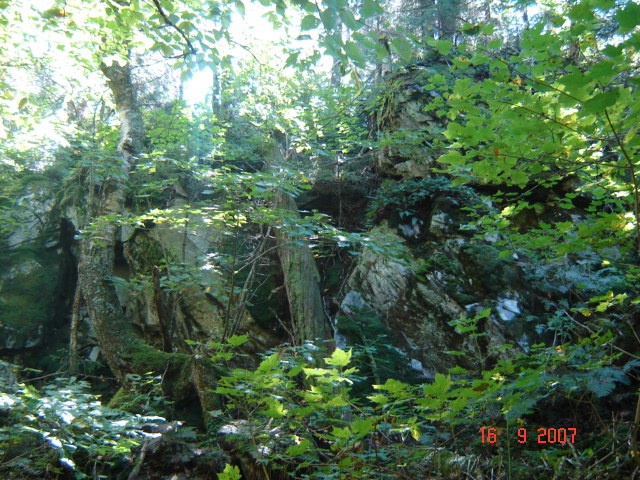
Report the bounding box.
[263,139,332,345]
[76,62,199,406]
[77,61,148,382]
[436,0,460,41]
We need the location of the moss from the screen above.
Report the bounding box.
[126,234,168,274]
[337,305,387,340]
[5,173,57,197]
[129,344,190,372]
[248,268,288,331]
[108,387,136,409]
[128,344,193,402]
[0,295,48,329]
[367,177,482,229]
[460,244,520,295]
[428,252,462,276]
[0,249,61,348]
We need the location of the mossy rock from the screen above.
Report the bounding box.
[426,252,463,276]
[0,249,61,350]
[460,244,520,295]
[108,387,140,411]
[128,345,193,402]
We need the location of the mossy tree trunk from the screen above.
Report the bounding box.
[264,139,333,346]
[76,61,220,417]
[77,61,147,382]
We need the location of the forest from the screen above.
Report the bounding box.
[1,0,639,478]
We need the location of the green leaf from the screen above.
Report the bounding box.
[227,334,249,346]
[448,366,468,375]
[416,396,444,409]
[431,73,446,84]
[461,22,481,35]
[262,397,287,418]
[319,7,337,30]
[432,39,452,55]
[324,348,352,367]
[444,350,467,356]
[423,373,451,396]
[603,44,623,58]
[360,0,383,18]
[481,23,495,34]
[338,8,360,30]
[438,150,462,164]
[304,367,331,376]
[344,41,365,63]
[300,14,320,30]
[218,464,241,480]
[616,1,640,30]
[297,0,316,12]
[367,394,389,405]
[510,170,529,186]
[568,2,595,21]
[582,88,620,114]
[390,37,412,62]
[284,51,300,68]
[449,395,469,412]
[586,367,629,398]
[374,43,388,59]
[287,364,304,377]
[328,395,349,406]
[257,353,280,372]
[374,378,408,394]
[351,418,373,436]
[286,439,313,456]
[331,426,351,438]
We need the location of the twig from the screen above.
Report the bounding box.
[69,286,83,371]
[604,108,640,255]
[632,390,640,466]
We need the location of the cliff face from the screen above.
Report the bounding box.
[332,67,629,386]
[0,67,624,394]
[0,178,67,359]
[336,177,533,381]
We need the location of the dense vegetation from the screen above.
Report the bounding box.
[1,0,640,479]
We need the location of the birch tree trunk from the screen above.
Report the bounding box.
[76,62,194,396]
[76,61,149,382]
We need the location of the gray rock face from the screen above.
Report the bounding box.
[339,225,467,373]
[7,183,57,248]
[117,193,279,355]
[339,203,531,374]
[347,227,413,314]
[372,71,448,179]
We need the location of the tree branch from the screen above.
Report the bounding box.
[605,108,640,254]
[150,0,197,56]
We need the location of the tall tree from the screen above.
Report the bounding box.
[77,60,146,383]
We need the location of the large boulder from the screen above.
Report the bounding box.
[112,193,279,357]
[339,185,533,378]
[0,177,64,354]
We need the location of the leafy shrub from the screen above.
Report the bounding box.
[211,328,637,479]
[0,364,167,479]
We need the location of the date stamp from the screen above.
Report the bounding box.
[480,427,577,444]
